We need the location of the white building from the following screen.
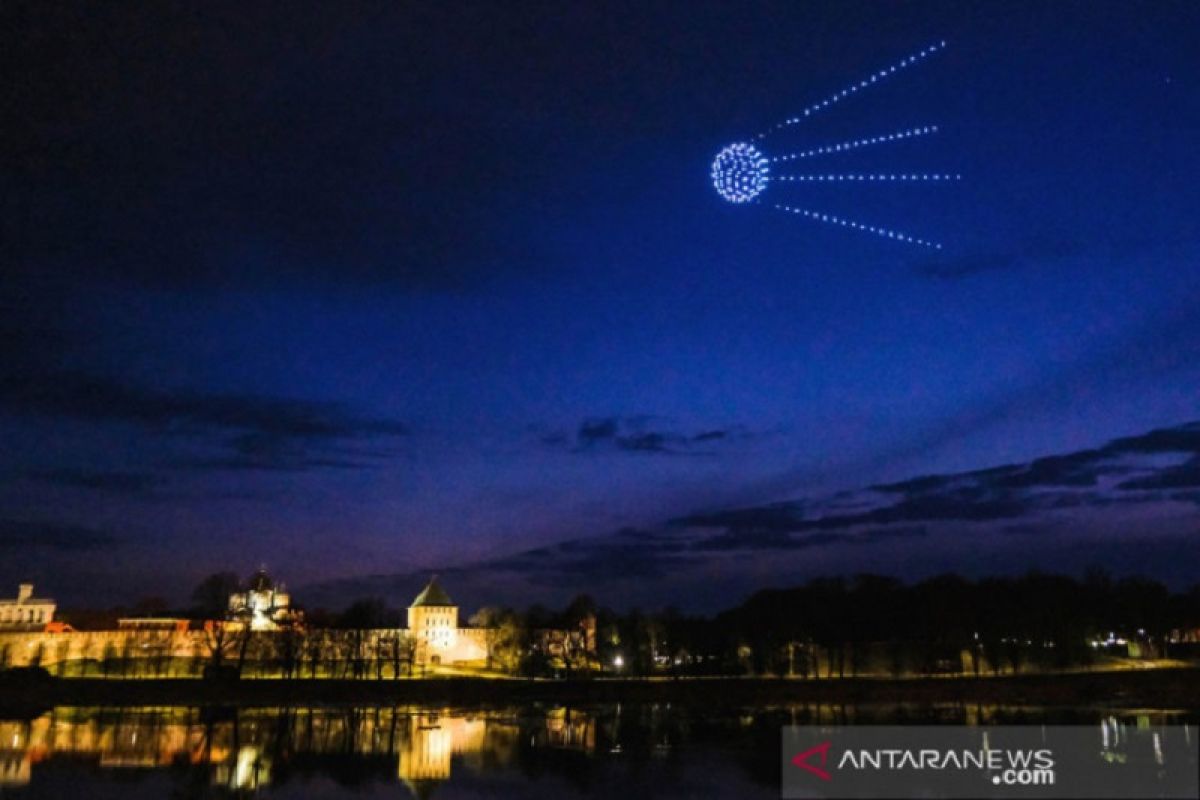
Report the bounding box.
[407,577,488,666]
[0,584,56,631]
[227,569,295,631]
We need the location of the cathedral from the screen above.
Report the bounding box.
[227,569,298,631]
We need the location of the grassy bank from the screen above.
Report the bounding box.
[2,667,1198,713]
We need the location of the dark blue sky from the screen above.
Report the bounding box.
[3,2,1199,610]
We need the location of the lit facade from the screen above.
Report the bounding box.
[0,584,55,632]
[227,570,296,631]
[407,577,488,666]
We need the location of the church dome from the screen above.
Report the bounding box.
[247,568,274,592]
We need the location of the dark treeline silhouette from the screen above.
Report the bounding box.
[425,570,1200,679]
[631,570,1200,678]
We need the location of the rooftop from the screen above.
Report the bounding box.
[410,576,454,608]
[247,568,275,592]
[3,583,53,604]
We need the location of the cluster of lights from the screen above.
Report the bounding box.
[711,141,770,203]
[1089,632,1129,648]
[771,126,939,164]
[772,204,942,250]
[758,41,946,138]
[772,173,961,183]
[710,42,957,248]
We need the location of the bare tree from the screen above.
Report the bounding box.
[191,572,242,619]
[200,621,250,678]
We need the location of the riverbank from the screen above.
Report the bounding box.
[2,667,1198,713]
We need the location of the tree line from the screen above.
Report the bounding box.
[509,571,1200,678]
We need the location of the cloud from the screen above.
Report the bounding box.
[1119,457,1200,490]
[874,449,1111,495]
[0,369,405,440]
[0,519,119,551]
[677,488,1027,534]
[1107,426,1200,455]
[303,521,935,610]
[676,421,1200,535]
[172,429,402,473]
[912,235,1083,281]
[577,418,620,446]
[549,416,756,456]
[691,525,928,552]
[820,299,1200,484]
[24,468,165,494]
[674,504,806,532]
[486,527,694,584]
[305,421,1200,611]
[463,522,929,589]
[0,321,407,474]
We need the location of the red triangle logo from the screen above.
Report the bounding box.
[791,741,832,781]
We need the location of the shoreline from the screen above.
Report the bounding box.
[2,667,1198,713]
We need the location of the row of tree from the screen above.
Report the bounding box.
[385,571,1200,678]
[636,571,1200,677]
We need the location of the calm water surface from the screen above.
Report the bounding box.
[0,703,1194,798]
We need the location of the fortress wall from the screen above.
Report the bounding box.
[0,627,483,670]
[0,624,556,671]
[0,629,204,669]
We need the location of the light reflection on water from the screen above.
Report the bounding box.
[0,704,1193,798]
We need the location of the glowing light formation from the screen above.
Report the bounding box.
[771,126,939,164]
[773,204,942,250]
[710,41,957,249]
[711,142,769,203]
[758,41,947,139]
[772,173,961,183]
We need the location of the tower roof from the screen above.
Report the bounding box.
[410,576,454,608]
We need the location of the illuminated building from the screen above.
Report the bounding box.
[227,569,296,631]
[407,577,488,666]
[0,584,55,632]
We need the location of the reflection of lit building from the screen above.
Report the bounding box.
[407,577,488,667]
[398,711,487,798]
[0,705,595,792]
[214,745,271,791]
[0,750,30,788]
[228,569,296,631]
[0,719,38,787]
[0,584,56,631]
[543,707,597,751]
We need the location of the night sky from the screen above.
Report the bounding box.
[4,2,1199,611]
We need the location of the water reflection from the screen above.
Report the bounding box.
[0,705,598,796]
[0,703,1193,798]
